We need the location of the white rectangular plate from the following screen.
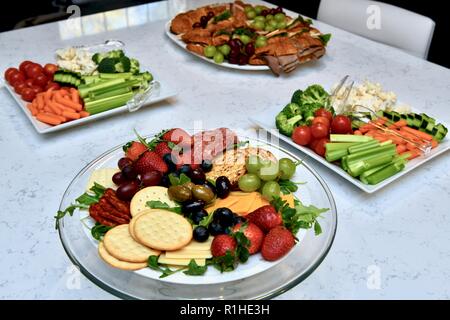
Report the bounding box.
[250,108,450,193]
[4,79,177,134]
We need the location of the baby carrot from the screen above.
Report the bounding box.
[27,103,38,116]
[79,111,90,118]
[36,113,62,126]
[400,126,433,141]
[396,144,407,154]
[62,111,81,120]
[70,88,80,104]
[354,130,362,135]
[55,94,82,111]
[47,101,63,115]
[431,139,438,148]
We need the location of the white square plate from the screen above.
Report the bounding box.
[4,79,177,134]
[250,108,450,193]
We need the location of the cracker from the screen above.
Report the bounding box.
[98,242,147,271]
[130,186,177,217]
[129,211,148,241]
[103,224,160,263]
[134,209,192,251]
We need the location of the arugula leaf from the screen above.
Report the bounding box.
[147,255,185,278]
[91,223,113,241]
[199,211,214,227]
[213,10,231,23]
[298,15,313,25]
[55,183,106,229]
[168,173,191,186]
[122,141,133,152]
[278,180,304,195]
[210,251,236,273]
[271,196,328,235]
[183,259,208,276]
[132,129,169,151]
[319,33,332,46]
[146,200,182,214]
[233,28,255,38]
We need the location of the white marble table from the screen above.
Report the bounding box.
[1,0,449,299]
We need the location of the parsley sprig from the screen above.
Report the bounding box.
[55,182,106,229]
[148,255,207,278]
[91,223,113,241]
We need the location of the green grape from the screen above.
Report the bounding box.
[254,5,265,15]
[246,155,261,174]
[268,19,278,28]
[262,181,281,201]
[264,25,275,32]
[218,44,231,56]
[276,21,287,29]
[204,46,217,58]
[213,52,224,64]
[238,174,261,192]
[265,14,274,21]
[246,9,256,19]
[274,13,286,22]
[253,20,265,30]
[240,34,251,45]
[254,15,265,23]
[244,6,253,13]
[255,36,267,48]
[258,161,279,181]
[279,158,296,180]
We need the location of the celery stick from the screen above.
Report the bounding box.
[78,78,125,98]
[360,156,408,179]
[89,87,131,100]
[348,140,379,154]
[330,134,373,143]
[366,162,405,185]
[326,148,349,162]
[346,144,396,163]
[99,73,133,79]
[348,153,394,177]
[326,142,360,152]
[85,92,134,114]
[90,80,140,96]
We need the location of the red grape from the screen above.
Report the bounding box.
[122,165,137,180]
[141,170,162,187]
[112,172,127,185]
[118,157,132,170]
[116,181,140,201]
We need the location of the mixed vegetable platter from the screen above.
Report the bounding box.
[4,46,154,127]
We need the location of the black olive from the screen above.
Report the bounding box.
[201,160,213,172]
[163,153,177,172]
[190,209,208,225]
[160,174,170,187]
[193,226,210,242]
[208,221,226,236]
[213,208,235,227]
[233,215,247,226]
[215,176,231,199]
[182,199,206,215]
[204,180,216,194]
[190,168,206,184]
[179,164,192,177]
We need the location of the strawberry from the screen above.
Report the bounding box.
[246,205,282,233]
[261,226,295,261]
[134,151,168,174]
[232,222,264,254]
[211,234,237,257]
[163,128,192,147]
[154,142,172,158]
[126,142,147,161]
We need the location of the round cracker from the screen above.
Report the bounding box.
[103,224,160,263]
[129,211,148,241]
[98,242,147,271]
[134,209,192,251]
[130,186,177,216]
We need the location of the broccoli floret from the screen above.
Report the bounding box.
[130,58,140,74]
[114,56,131,73]
[107,49,125,59]
[300,84,330,109]
[275,112,303,137]
[97,57,117,73]
[140,71,153,82]
[291,89,303,106]
[282,102,301,118]
[92,50,125,64]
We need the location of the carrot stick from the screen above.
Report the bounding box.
[62,111,81,120]
[44,89,53,105]
[79,111,90,118]
[54,94,82,111]
[47,101,63,115]
[354,130,362,135]
[431,139,438,149]
[396,144,407,154]
[70,88,80,104]
[36,113,62,126]
[394,119,408,128]
[359,124,376,133]
[400,126,433,141]
[406,149,421,160]
[44,106,52,113]
[27,103,38,116]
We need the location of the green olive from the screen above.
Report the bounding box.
[192,185,215,203]
[183,182,195,191]
[168,185,192,202]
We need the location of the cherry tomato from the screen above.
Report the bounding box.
[19,61,34,74]
[9,72,26,86]
[4,67,19,83]
[331,115,352,134]
[314,138,329,157]
[45,81,60,90]
[291,126,312,146]
[311,123,329,139]
[30,85,44,94]
[33,73,48,87]
[43,63,58,77]
[25,78,34,87]
[26,64,44,79]
[309,139,319,150]
[21,87,36,102]
[315,108,333,122]
[14,81,27,94]
[312,116,330,128]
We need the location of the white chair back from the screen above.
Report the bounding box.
[317,0,435,59]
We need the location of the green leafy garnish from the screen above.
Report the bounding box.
[213,10,231,23]
[199,211,215,227]
[146,200,182,214]
[233,223,250,263]
[215,29,232,36]
[131,129,169,151]
[297,15,313,25]
[148,255,184,278]
[210,251,236,273]
[183,260,208,276]
[271,197,328,235]
[55,183,106,229]
[278,180,306,195]
[168,173,191,186]
[91,222,113,241]
[233,140,249,149]
[233,28,255,38]
[319,33,332,46]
